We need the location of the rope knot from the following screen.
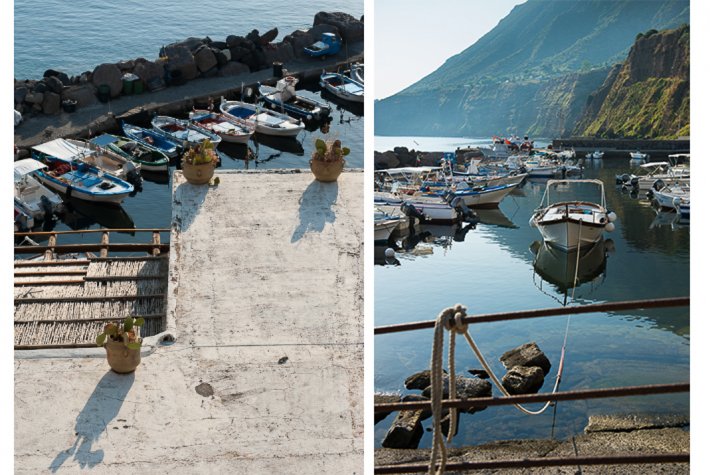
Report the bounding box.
[443,304,468,334]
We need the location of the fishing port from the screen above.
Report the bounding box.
[14,8,365,473]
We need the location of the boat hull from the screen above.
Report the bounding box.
[36,174,131,205]
[374,219,399,243]
[536,219,605,251]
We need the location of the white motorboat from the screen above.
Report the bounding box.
[14,158,64,221]
[152,115,222,147]
[422,182,518,208]
[632,161,690,191]
[31,138,141,184]
[220,99,305,137]
[525,158,559,178]
[188,109,254,144]
[375,192,463,224]
[585,150,604,159]
[530,179,616,251]
[652,183,690,214]
[319,72,364,103]
[374,209,400,243]
[630,151,649,160]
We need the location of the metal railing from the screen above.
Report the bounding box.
[374,297,690,473]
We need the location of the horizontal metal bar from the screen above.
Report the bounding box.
[15,244,170,254]
[14,260,91,267]
[374,453,689,473]
[374,382,689,413]
[15,314,164,324]
[374,297,689,335]
[14,228,170,236]
[15,279,85,286]
[15,293,166,304]
[15,270,87,276]
[14,343,101,350]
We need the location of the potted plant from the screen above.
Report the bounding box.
[96,316,145,373]
[181,139,218,185]
[310,138,350,182]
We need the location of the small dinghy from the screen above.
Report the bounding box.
[30,156,134,205]
[320,72,364,103]
[220,98,305,137]
[585,150,604,159]
[530,179,616,251]
[258,76,331,121]
[122,122,182,158]
[188,109,255,144]
[14,158,64,222]
[31,138,141,185]
[91,134,170,173]
[374,208,401,243]
[151,115,222,147]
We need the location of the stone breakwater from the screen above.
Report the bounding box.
[375,146,485,170]
[14,11,363,119]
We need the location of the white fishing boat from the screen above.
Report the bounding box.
[652,183,690,214]
[524,158,559,178]
[319,72,364,103]
[258,77,331,121]
[14,158,64,221]
[220,98,305,137]
[585,150,604,159]
[630,150,649,160]
[188,109,254,144]
[530,179,616,251]
[31,138,141,184]
[374,209,400,243]
[152,115,222,147]
[423,182,518,208]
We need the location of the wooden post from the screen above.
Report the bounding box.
[100,231,109,258]
[44,233,56,261]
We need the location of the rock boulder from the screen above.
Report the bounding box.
[42,91,61,115]
[500,342,551,375]
[164,45,198,81]
[381,409,425,449]
[263,42,294,65]
[258,27,278,46]
[501,365,545,395]
[62,84,97,108]
[313,11,363,41]
[375,393,400,424]
[284,30,316,58]
[194,45,218,73]
[44,76,65,94]
[92,63,123,98]
[422,375,492,413]
[374,151,400,170]
[133,59,165,90]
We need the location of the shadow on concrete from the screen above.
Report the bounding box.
[173,181,210,232]
[291,179,339,243]
[49,371,135,473]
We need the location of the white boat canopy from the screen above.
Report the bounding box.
[14,158,47,181]
[668,154,690,160]
[639,161,670,169]
[32,138,90,161]
[380,166,442,174]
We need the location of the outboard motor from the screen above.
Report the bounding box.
[652,179,666,192]
[39,195,54,220]
[124,161,143,190]
[401,202,427,224]
[450,196,478,223]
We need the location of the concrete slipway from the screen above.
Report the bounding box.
[14,170,364,473]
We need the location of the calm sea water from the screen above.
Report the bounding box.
[375,149,689,447]
[14,0,362,79]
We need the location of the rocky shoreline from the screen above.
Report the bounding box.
[14,12,363,120]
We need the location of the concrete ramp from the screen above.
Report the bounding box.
[14,169,364,473]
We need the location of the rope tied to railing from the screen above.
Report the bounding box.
[429,303,467,475]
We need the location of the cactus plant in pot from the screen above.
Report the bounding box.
[96,316,145,373]
[181,139,218,185]
[310,138,350,182]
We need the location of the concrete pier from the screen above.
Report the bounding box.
[14,169,364,473]
[14,45,363,149]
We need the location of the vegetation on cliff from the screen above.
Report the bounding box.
[574,25,689,139]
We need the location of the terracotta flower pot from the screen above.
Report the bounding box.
[104,340,141,374]
[182,161,216,185]
[310,159,345,182]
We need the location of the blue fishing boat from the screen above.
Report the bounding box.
[151,115,222,147]
[258,77,331,121]
[122,122,182,158]
[30,151,134,205]
[304,32,341,58]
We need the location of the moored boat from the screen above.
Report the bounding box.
[188,109,254,144]
[374,210,400,243]
[29,157,134,205]
[258,77,331,121]
[304,32,341,57]
[585,150,604,159]
[319,72,364,103]
[90,134,170,173]
[122,122,182,158]
[220,99,305,137]
[530,179,616,251]
[14,158,64,222]
[151,115,222,147]
[652,183,690,213]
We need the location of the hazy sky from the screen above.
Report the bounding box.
[374,0,526,99]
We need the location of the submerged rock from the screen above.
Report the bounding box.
[501,365,545,395]
[500,342,551,375]
[381,409,425,449]
[422,375,492,413]
[375,393,400,424]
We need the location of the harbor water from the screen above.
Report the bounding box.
[14,0,363,79]
[374,138,689,447]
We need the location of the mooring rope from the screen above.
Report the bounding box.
[428,299,574,474]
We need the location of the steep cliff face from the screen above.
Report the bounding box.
[573,25,689,138]
[375,0,689,137]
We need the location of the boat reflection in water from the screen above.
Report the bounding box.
[251,134,305,156]
[476,208,517,229]
[62,198,135,232]
[394,222,477,260]
[649,208,689,231]
[530,238,613,305]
